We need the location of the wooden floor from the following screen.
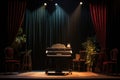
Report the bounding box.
[0,71,120,79]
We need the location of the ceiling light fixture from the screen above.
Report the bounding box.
[44,3,47,6]
[80,2,83,5]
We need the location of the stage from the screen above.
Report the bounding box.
[0,71,120,79]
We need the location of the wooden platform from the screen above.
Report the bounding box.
[0,71,120,79]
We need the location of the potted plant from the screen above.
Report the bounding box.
[82,37,96,71]
[11,27,26,56]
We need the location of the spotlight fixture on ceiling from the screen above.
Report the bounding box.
[80,2,83,5]
[44,3,47,6]
[55,3,58,6]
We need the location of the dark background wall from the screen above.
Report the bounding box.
[107,0,120,49]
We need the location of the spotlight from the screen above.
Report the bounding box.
[44,3,47,6]
[80,2,83,5]
[55,3,58,6]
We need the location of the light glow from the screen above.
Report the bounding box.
[55,3,58,6]
[80,2,83,5]
[44,3,47,6]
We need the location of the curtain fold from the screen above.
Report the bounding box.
[8,0,26,45]
[25,6,70,70]
[89,2,106,49]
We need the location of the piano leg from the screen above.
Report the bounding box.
[45,69,48,74]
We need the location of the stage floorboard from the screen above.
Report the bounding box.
[0,71,120,79]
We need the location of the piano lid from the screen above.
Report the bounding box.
[50,43,66,49]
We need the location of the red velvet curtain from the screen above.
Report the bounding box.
[89,2,106,49]
[8,0,26,45]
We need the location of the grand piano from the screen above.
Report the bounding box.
[45,43,72,75]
